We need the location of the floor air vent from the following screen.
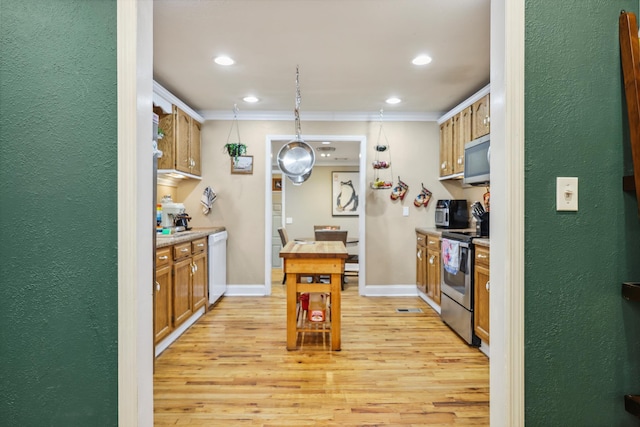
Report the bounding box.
[395,308,423,313]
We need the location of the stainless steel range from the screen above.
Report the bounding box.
[440,231,480,346]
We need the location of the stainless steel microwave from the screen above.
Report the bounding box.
[463,134,490,185]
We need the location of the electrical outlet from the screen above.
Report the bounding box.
[286,217,293,224]
[403,206,409,217]
[556,177,578,211]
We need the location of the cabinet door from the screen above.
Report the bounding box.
[173,257,193,327]
[439,119,454,177]
[192,251,208,311]
[471,94,490,139]
[154,264,173,344]
[454,106,472,174]
[190,119,202,176]
[427,248,441,305]
[416,233,427,293]
[175,107,191,173]
[474,263,490,343]
[155,106,175,170]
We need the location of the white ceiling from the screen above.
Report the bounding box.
[153,0,490,165]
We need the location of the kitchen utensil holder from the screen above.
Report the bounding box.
[475,212,490,237]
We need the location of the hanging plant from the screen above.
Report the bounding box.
[223,104,247,162]
[223,142,247,160]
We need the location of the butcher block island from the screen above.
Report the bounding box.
[280,241,348,351]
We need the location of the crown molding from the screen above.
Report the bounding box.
[200,110,442,122]
[153,80,205,123]
[437,84,491,124]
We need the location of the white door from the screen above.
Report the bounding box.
[272,194,283,268]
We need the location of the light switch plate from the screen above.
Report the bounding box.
[556,177,578,211]
[285,217,293,224]
[403,206,409,216]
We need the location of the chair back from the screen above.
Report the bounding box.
[314,229,348,244]
[277,228,289,246]
[314,225,341,231]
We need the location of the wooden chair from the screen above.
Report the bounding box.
[277,228,289,284]
[314,230,357,289]
[314,225,341,231]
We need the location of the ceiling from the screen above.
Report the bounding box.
[153,0,490,165]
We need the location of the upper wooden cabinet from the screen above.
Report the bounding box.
[155,105,202,177]
[454,106,472,175]
[471,94,490,139]
[439,118,454,177]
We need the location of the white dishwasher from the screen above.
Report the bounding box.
[208,231,227,305]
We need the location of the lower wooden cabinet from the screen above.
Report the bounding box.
[416,232,441,306]
[474,245,490,343]
[154,247,173,343]
[416,232,428,294]
[426,239,441,305]
[154,237,208,346]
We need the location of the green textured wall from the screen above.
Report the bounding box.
[525,1,640,425]
[0,1,118,425]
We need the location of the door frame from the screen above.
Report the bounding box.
[264,135,367,296]
[117,0,525,425]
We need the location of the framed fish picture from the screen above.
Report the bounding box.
[332,171,360,216]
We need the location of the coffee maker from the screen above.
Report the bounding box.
[160,201,186,230]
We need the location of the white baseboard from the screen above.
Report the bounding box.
[417,289,442,314]
[361,284,418,297]
[479,341,490,358]
[225,284,269,296]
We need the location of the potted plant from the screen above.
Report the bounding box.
[223,142,247,161]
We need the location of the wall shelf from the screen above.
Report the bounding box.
[622,282,640,301]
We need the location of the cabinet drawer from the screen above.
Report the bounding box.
[416,232,427,247]
[475,246,490,266]
[191,238,207,254]
[173,242,192,260]
[155,247,171,267]
[427,235,440,250]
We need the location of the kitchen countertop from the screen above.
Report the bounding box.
[155,227,226,248]
[415,227,490,247]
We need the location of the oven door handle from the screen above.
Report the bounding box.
[459,247,469,274]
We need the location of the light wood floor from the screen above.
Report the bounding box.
[154,270,489,426]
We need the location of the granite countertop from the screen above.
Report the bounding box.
[415,227,490,246]
[155,227,226,248]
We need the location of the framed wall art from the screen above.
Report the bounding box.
[272,177,282,191]
[230,155,253,174]
[332,171,360,216]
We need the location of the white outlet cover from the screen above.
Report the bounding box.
[403,206,409,216]
[556,177,578,211]
[286,217,293,224]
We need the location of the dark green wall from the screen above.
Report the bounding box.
[525,1,640,425]
[0,1,118,425]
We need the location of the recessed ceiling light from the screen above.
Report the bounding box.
[412,55,432,65]
[243,96,259,103]
[386,97,402,105]
[214,55,234,66]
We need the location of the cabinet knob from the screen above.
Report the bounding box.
[457,157,463,165]
[155,281,160,291]
[417,249,422,260]
[158,255,168,260]
[181,248,189,252]
[429,255,435,265]
[477,253,488,259]
[197,243,204,247]
[486,281,490,292]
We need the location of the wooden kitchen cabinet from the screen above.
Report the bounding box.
[416,232,428,294]
[154,105,202,177]
[154,247,173,344]
[471,94,490,139]
[454,106,472,175]
[439,118,454,177]
[474,244,490,343]
[191,238,208,311]
[426,236,441,305]
[173,255,194,327]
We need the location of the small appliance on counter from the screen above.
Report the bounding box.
[435,199,469,229]
[159,195,187,232]
[173,212,192,232]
